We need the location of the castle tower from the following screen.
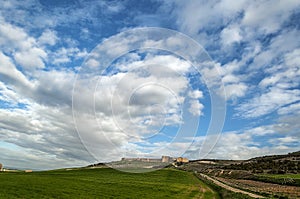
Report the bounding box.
[162,156,171,163]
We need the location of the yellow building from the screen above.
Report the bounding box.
[176,157,189,163]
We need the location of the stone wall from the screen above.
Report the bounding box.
[162,156,173,163]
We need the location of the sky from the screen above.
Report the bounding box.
[0,0,299,170]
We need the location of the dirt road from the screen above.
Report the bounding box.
[198,173,265,198]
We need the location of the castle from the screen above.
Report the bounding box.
[121,156,188,163]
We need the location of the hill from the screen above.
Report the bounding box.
[183,151,300,175]
[224,151,300,174]
[178,151,300,198]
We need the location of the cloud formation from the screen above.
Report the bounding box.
[0,0,299,170]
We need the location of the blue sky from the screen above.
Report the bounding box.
[0,0,299,170]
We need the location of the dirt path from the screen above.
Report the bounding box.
[217,177,300,198]
[198,173,265,198]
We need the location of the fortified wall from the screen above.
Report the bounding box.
[121,156,189,163]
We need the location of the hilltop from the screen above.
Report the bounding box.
[182,151,300,174]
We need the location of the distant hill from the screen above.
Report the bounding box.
[185,151,300,175]
[247,151,300,162]
[87,151,300,174]
[227,151,300,174]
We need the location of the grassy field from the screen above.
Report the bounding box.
[0,168,219,198]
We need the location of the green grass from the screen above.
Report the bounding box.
[0,168,218,198]
[251,173,300,186]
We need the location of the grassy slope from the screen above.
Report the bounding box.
[0,168,218,199]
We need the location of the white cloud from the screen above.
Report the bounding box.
[199,60,247,100]
[0,0,299,170]
[278,103,300,115]
[71,26,225,162]
[0,18,47,71]
[50,47,87,65]
[171,0,299,39]
[14,47,47,69]
[224,83,247,99]
[250,30,300,70]
[38,29,58,46]
[188,90,204,116]
[259,75,281,88]
[115,54,192,74]
[0,102,95,170]
[244,126,275,136]
[242,0,300,34]
[0,19,28,48]
[164,0,300,108]
[0,143,89,170]
[188,100,204,116]
[0,52,32,88]
[274,113,300,138]
[74,54,191,154]
[275,136,298,143]
[237,87,300,118]
[221,25,242,46]
[285,48,300,67]
[237,46,300,118]
[172,0,247,35]
[186,124,299,160]
[188,90,203,99]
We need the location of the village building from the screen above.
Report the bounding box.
[162,156,173,163]
[25,170,33,173]
[176,157,189,163]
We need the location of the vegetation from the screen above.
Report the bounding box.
[260,174,300,179]
[251,174,300,186]
[0,168,218,199]
[223,151,300,174]
[177,151,300,198]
